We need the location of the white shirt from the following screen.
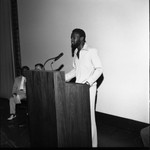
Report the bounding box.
[19,76,26,91]
[65,43,103,86]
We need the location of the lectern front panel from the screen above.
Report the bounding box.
[65,82,92,147]
[25,71,92,147]
[26,71,58,147]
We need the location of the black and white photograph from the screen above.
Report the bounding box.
[0,0,149,148]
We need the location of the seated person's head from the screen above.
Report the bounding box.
[21,66,30,75]
[35,63,45,71]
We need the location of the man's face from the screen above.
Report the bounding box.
[71,32,81,50]
[22,68,28,76]
[35,65,42,71]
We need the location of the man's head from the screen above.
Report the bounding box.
[35,63,45,71]
[71,28,86,54]
[21,66,30,75]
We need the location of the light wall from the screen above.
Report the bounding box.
[17,0,149,123]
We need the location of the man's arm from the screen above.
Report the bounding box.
[65,58,76,82]
[12,78,18,95]
[65,68,76,82]
[86,48,103,86]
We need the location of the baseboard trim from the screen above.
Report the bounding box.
[96,112,149,133]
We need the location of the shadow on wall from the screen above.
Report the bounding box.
[96,73,104,110]
[97,73,104,89]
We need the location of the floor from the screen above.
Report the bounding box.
[0,98,147,148]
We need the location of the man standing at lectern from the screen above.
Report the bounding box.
[65,28,103,147]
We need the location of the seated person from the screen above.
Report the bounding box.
[140,101,150,147]
[7,66,30,120]
[140,126,150,147]
[35,63,45,71]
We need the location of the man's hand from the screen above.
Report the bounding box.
[85,81,90,86]
[12,93,17,96]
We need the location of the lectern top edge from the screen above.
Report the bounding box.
[26,70,65,73]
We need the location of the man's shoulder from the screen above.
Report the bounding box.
[85,43,96,50]
[87,46,98,53]
[15,76,21,79]
[15,76,22,82]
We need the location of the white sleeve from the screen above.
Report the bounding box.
[19,76,25,90]
[87,49,103,86]
[65,59,76,82]
[65,69,76,82]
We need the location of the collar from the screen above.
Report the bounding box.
[19,75,24,79]
[81,43,88,51]
[74,43,88,56]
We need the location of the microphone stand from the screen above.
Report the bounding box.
[50,60,55,70]
[43,57,56,67]
[44,53,63,70]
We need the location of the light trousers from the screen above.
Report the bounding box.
[9,94,26,114]
[89,84,98,147]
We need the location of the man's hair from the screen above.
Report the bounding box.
[35,63,44,68]
[22,66,30,70]
[21,66,30,75]
[72,28,86,41]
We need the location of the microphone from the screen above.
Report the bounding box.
[54,52,64,61]
[44,52,64,67]
[55,64,64,71]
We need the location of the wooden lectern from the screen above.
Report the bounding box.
[25,71,92,147]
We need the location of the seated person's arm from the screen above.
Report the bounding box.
[12,78,18,96]
[17,89,26,95]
